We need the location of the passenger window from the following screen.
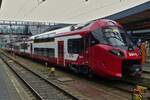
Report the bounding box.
[34,48,55,57]
[21,43,28,50]
[34,37,54,43]
[68,38,84,54]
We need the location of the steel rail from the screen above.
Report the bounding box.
[0,52,79,100]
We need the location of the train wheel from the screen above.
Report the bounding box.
[68,64,79,74]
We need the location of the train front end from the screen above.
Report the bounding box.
[89,20,142,79]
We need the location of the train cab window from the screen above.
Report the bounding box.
[92,28,108,44]
[85,33,99,46]
[68,38,84,54]
[103,27,132,46]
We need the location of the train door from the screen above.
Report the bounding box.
[84,34,91,65]
[30,43,32,54]
[84,34,93,73]
[88,34,92,70]
[58,41,64,66]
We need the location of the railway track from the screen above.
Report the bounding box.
[123,71,150,90]
[143,71,150,74]
[2,50,150,99]
[143,67,150,74]
[142,71,150,79]
[0,52,78,100]
[0,50,133,100]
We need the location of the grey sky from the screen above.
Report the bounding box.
[0,0,149,23]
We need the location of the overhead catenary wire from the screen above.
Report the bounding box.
[21,5,39,20]
[17,0,120,22]
[21,0,46,20]
[49,0,92,19]
[48,0,123,22]
[59,0,141,22]
[61,0,122,21]
[50,0,90,20]
[15,0,32,19]
[14,0,143,23]
[15,0,46,20]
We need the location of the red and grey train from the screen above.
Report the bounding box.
[4,19,142,79]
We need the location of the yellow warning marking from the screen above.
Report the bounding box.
[133,85,148,100]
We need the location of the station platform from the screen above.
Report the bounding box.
[143,63,150,70]
[0,58,21,100]
[146,57,150,63]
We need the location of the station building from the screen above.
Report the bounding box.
[0,20,69,47]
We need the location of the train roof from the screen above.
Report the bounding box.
[29,19,118,40]
[29,26,72,39]
[29,20,93,39]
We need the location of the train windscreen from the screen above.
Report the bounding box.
[92,27,132,46]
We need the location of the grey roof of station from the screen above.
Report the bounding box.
[104,1,150,20]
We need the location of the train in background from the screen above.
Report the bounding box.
[3,19,142,79]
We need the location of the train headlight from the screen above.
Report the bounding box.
[109,49,124,58]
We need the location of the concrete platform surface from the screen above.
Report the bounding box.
[143,62,150,68]
[0,58,21,100]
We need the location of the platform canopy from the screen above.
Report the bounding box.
[0,0,149,23]
[104,1,150,30]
